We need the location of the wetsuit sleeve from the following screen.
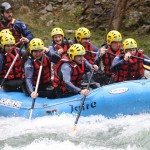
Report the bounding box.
[110,55,125,72]
[94,47,102,66]
[16,47,26,56]
[47,46,61,64]
[14,20,34,41]
[93,44,100,64]
[92,44,99,53]
[46,46,53,59]
[60,63,81,93]
[84,59,93,71]
[0,54,4,78]
[48,45,57,56]
[24,59,34,94]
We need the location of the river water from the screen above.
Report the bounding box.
[1,113,150,150]
[1,71,150,150]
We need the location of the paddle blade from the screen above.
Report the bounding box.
[73,124,77,131]
[144,65,150,71]
[29,109,33,120]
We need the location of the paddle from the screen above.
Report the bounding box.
[0,43,24,88]
[15,41,21,46]
[144,65,150,71]
[131,55,150,63]
[29,53,45,120]
[73,69,95,131]
[86,50,98,54]
[106,51,150,64]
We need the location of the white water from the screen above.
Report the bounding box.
[1,70,150,150]
[1,113,150,150]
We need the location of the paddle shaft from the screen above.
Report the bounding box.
[0,43,24,87]
[73,49,105,130]
[144,65,150,71]
[107,51,150,63]
[73,69,95,130]
[86,49,116,56]
[86,50,98,54]
[15,41,21,46]
[29,53,45,120]
[131,55,150,63]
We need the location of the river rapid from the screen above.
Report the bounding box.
[1,71,150,150]
[1,113,150,150]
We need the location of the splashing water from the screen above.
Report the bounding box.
[1,113,150,150]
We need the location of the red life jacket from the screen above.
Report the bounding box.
[84,43,96,64]
[52,43,70,68]
[0,18,21,43]
[102,47,121,76]
[1,48,23,79]
[53,55,85,92]
[33,56,51,86]
[113,50,144,82]
[54,43,68,57]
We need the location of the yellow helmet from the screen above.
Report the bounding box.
[106,30,122,45]
[0,29,12,38]
[75,27,90,43]
[51,27,64,37]
[1,34,15,49]
[29,38,44,53]
[123,38,137,53]
[67,44,85,60]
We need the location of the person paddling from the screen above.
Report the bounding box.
[96,30,123,85]
[0,2,33,47]
[53,44,99,98]
[74,27,99,65]
[111,38,150,82]
[74,27,100,88]
[0,34,25,91]
[49,27,73,63]
[22,38,56,99]
[48,27,74,79]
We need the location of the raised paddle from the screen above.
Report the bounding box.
[29,53,45,120]
[86,50,98,54]
[106,51,150,64]
[144,65,150,71]
[131,55,150,63]
[73,69,95,131]
[15,41,22,46]
[0,43,24,88]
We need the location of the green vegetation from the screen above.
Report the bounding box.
[14,7,150,55]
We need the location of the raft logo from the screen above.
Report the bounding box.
[109,87,128,94]
[0,98,22,109]
[69,102,96,113]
